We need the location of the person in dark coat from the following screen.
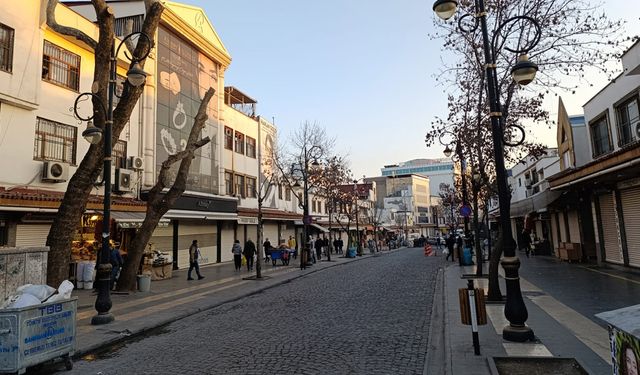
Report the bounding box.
[315,237,323,261]
[263,238,272,262]
[446,234,455,262]
[244,239,256,271]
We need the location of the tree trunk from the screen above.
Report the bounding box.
[472,187,483,276]
[326,210,332,261]
[117,88,214,291]
[256,198,263,279]
[45,0,164,287]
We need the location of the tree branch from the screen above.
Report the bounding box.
[46,0,98,50]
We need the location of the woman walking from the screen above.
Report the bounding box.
[232,240,243,271]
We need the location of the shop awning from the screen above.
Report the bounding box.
[510,189,562,218]
[164,209,237,221]
[310,223,329,233]
[111,212,170,229]
[293,220,304,226]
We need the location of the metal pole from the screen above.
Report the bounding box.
[301,158,309,270]
[457,143,470,266]
[92,43,115,326]
[476,0,533,342]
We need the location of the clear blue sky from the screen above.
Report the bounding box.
[193,0,639,178]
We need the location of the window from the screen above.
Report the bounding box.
[285,187,292,201]
[224,171,234,195]
[278,184,283,200]
[246,176,256,198]
[246,136,256,158]
[518,178,521,187]
[235,175,245,198]
[224,127,233,150]
[590,114,612,157]
[312,200,316,213]
[234,131,245,154]
[0,23,14,73]
[42,41,80,91]
[33,117,77,164]
[615,95,639,147]
[113,140,127,169]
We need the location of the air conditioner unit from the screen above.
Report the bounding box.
[128,156,144,171]
[114,168,134,193]
[635,122,640,139]
[524,178,532,188]
[526,187,533,197]
[42,161,69,183]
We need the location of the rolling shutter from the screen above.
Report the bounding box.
[599,193,623,265]
[621,187,640,267]
[263,223,279,246]
[15,224,50,247]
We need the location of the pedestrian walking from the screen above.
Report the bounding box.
[333,238,339,254]
[263,238,272,262]
[109,245,123,290]
[446,234,455,262]
[244,239,256,271]
[288,236,297,259]
[315,236,323,260]
[232,240,243,271]
[188,240,205,280]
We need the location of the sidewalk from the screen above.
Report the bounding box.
[428,257,616,374]
[72,250,390,357]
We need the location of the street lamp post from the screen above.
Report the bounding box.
[433,0,540,342]
[73,32,151,325]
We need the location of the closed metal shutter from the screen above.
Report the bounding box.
[621,188,640,267]
[263,223,279,246]
[178,223,217,267]
[550,214,559,251]
[220,226,235,263]
[15,224,50,247]
[567,210,581,243]
[599,193,623,264]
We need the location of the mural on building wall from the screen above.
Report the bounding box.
[259,118,278,208]
[156,27,219,194]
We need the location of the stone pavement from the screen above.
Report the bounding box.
[72,250,387,358]
[426,253,640,374]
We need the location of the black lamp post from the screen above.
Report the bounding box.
[433,0,540,342]
[439,131,470,267]
[73,32,151,325]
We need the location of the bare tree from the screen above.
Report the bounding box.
[45,0,164,287]
[272,121,335,266]
[116,89,214,291]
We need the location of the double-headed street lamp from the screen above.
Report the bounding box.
[292,145,321,269]
[73,32,151,325]
[439,130,469,267]
[433,0,540,342]
[352,177,366,256]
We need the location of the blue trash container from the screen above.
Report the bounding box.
[463,247,473,265]
[347,247,357,258]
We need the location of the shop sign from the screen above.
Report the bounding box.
[237,217,258,225]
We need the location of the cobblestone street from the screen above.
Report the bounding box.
[62,249,442,375]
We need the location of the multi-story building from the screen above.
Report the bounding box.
[381,158,454,196]
[366,174,435,237]
[507,148,561,254]
[0,1,306,272]
[548,40,640,269]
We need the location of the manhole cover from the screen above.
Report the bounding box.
[491,357,588,375]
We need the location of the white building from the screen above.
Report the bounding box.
[381,158,454,196]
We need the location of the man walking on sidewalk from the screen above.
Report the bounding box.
[244,239,256,271]
[232,240,243,271]
[188,240,205,280]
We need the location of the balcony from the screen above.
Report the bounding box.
[224,86,257,118]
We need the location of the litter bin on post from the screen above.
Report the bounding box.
[0,298,77,374]
[137,275,151,292]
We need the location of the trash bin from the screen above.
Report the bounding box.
[137,275,151,292]
[347,247,357,258]
[463,247,473,265]
[0,298,77,374]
